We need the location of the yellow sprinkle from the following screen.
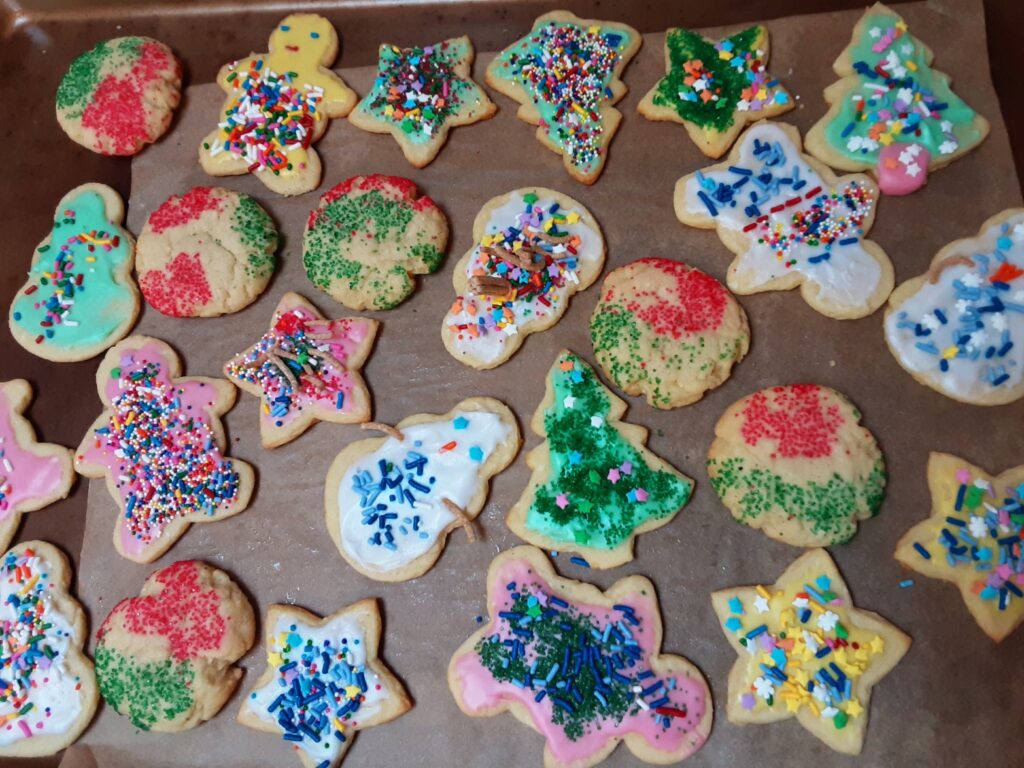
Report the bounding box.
[18,574,39,597]
[846,699,864,717]
[572,103,588,117]
[345,684,361,699]
[869,635,885,655]
[907,60,918,71]
[566,211,580,224]
[785,697,802,713]
[267,652,283,667]
[896,20,908,31]
[719,50,733,60]
[942,346,959,360]
[85,256,96,263]
[756,585,771,599]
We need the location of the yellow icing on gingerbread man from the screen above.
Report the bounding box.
[199,14,357,196]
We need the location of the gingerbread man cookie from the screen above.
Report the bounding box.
[675,121,894,319]
[449,546,712,768]
[0,541,98,758]
[9,183,139,362]
[238,599,411,768]
[638,25,792,158]
[0,380,74,553]
[486,11,641,184]
[225,292,378,448]
[348,37,496,167]
[199,14,358,196]
[75,336,255,563]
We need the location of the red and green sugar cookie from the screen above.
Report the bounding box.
[56,36,181,156]
[95,560,255,732]
[304,175,449,311]
[137,187,278,318]
[590,258,749,408]
[707,384,886,546]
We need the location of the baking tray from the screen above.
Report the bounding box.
[1,1,1022,767]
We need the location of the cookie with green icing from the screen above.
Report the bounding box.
[805,2,989,195]
[8,183,139,363]
[56,36,181,156]
[638,25,792,158]
[486,11,641,184]
[707,384,886,546]
[348,36,496,167]
[137,186,278,318]
[590,258,749,409]
[304,175,449,311]
[95,560,255,732]
[507,350,693,568]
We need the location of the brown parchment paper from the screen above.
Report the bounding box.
[75,2,1023,767]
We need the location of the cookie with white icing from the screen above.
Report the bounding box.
[325,397,521,582]
[75,336,254,563]
[238,599,410,768]
[675,121,894,319]
[0,380,74,553]
[442,188,605,369]
[884,208,1024,406]
[0,541,98,758]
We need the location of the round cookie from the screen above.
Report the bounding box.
[304,175,449,310]
[95,560,255,732]
[707,384,886,546]
[590,258,749,408]
[56,36,181,156]
[137,187,278,318]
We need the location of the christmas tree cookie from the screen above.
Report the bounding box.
[712,549,910,754]
[486,11,641,184]
[225,292,378,448]
[884,208,1024,406]
[0,542,98,758]
[304,175,449,311]
[326,397,520,582]
[95,560,255,731]
[707,384,886,547]
[199,14,358,196]
[638,25,792,158]
[238,600,411,768]
[895,453,1024,642]
[590,258,750,408]
[0,380,74,553]
[9,184,139,362]
[442,188,605,369]
[449,546,712,768]
[136,186,278,318]
[675,121,894,319]
[806,2,989,195]
[76,336,254,563]
[349,37,496,167]
[56,36,181,156]
[507,351,693,568]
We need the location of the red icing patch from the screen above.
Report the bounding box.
[140,252,212,317]
[148,187,223,233]
[739,384,843,459]
[622,258,728,338]
[98,561,226,662]
[80,41,176,156]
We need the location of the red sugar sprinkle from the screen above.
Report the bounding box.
[148,187,223,233]
[621,258,728,338]
[140,251,212,317]
[739,384,843,459]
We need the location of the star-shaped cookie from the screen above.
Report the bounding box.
[348,36,496,167]
[449,546,712,768]
[225,292,378,448]
[711,548,910,754]
[238,599,411,768]
[638,25,792,158]
[0,380,74,553]
[895,452,1024,642]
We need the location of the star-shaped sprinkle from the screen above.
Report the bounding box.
[895,452,1024,642]
[450,546,712,765]
[753,595,770,614]
[563,395,576,409]
[607,467,621,483]
[639,25,792,158]
[555,493,570,510]
[568,451,583,465]
[225,292,378,448]
[349,37,495,167]
[239,600,410,768]
[712,548,910,754]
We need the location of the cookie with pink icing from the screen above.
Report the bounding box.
[0,381,74,554]
[224,292,378,448]
[449,546,712,768]
[75,335,254,563]
[136,187,278,318]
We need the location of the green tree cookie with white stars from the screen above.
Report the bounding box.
[638,25,792,158]
[507,349,693,569]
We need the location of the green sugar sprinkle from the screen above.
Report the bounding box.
[56,37,145,116]
[95,644,195,730]
[231,195,277,278]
